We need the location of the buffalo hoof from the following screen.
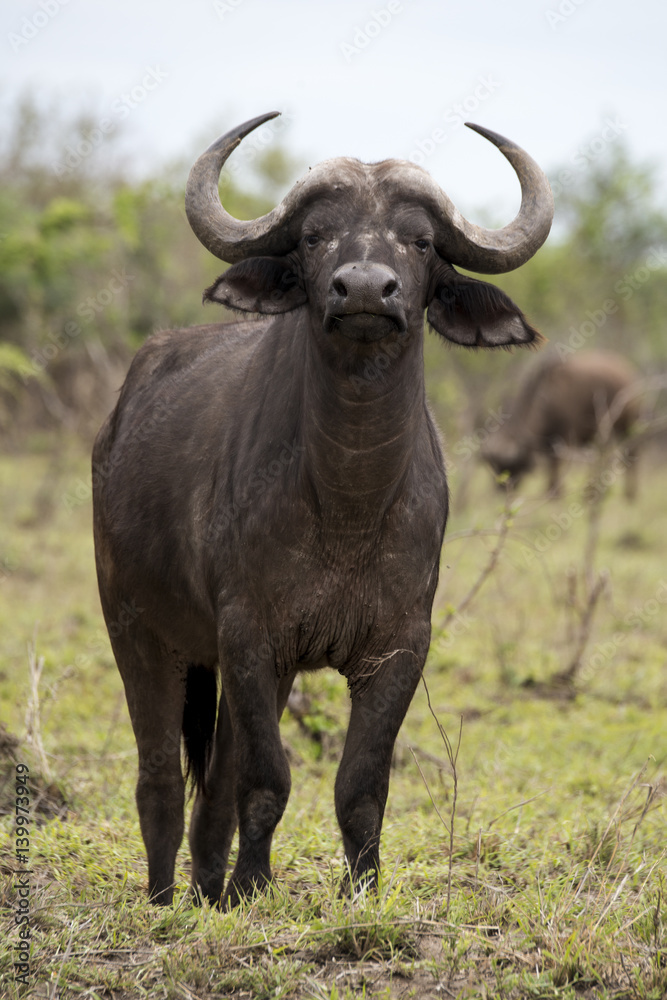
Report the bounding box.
[338,865,378,900]
[222,872,271,910]
[190,883,225,909]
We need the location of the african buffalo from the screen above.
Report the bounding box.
[92,112,553,907]
[481,349,640,494]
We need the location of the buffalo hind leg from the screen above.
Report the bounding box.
[335,642,426,894]
[189,690,236,906]
[113,625,187,905]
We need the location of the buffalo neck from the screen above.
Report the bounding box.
[299,319,426,522]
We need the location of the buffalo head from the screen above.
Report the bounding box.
[481,435,535,487]
[185,112,553,354]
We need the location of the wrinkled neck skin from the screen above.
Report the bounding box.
[299,317,426,525]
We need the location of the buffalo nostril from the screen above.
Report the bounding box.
[382,279,399,298]
[333,279,348,298]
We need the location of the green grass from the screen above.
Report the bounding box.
[1,436,666,998]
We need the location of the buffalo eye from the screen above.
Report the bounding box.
[414,238,431,253]
[304,234,321,248]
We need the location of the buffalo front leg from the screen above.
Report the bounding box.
[546,451,561,496]
[218,637,295,909]
[623,438,640,501]
[189,671,295,906]
[335,638,427,893]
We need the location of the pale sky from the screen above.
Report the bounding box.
[2,0,665,220]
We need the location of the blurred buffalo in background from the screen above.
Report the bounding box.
[481,349,641,495]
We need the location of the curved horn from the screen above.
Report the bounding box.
[187,115,554,274]
[430,123,554,274]
[185,111,306,263]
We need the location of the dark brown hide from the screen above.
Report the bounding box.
[92,115,552,908]
[481,349,640,493]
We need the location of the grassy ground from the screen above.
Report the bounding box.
[1,434,666,999]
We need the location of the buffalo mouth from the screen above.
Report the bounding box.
[325,311,407,342]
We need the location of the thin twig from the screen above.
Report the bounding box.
[25,628,53,781]
[409,747,450,834]
[399,739,453,774]
[560,570,609,682]
[50,919,92,999]
[420,674,463,921]
[440,495,515,629]
[486,790,550,830]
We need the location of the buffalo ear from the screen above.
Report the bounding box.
[204,257,307,315]
[427,267,544,348]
